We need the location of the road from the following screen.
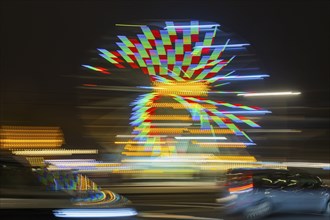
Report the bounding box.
[1,193,328,219]
[127,193,328,220]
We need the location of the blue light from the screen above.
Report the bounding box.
[82,64,93,69]
[53,208,137,218]
[137,86,153,90]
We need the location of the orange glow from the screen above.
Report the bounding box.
[229,183,254,193]
[2,139,62,143]
[1,125,63,131]
[0,126,64,149]
[2,143,63,148]
[12,149,98,156]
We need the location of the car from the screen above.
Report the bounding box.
[217,168,330,219]
[0,153,137,219]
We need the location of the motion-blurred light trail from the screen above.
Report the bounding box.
[164,24,220,29]
[194,43,250,49]
[138,212,223,220]
[244,129,302,133]
[174,136,227,140]
[12,149,98,156]
[238,91,301,97]
[53,208,137,218]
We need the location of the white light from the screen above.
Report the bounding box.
[53,208,137,218]
[12,149,98,156]
[197,142,256,145]
[238,92,301,97]
[44,159,96,163]
[220,110,271,114]
[281,162,330,168]
[244,129,301,133]
[164,24,220,29]
[123,159,253,163]
[194,43,250,48]
[116,135,167,138]
[175,136,227,140]
[150,123,192,127]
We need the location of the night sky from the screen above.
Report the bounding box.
[1,0,329,160]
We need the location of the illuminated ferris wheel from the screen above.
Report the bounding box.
[80,20,271,168]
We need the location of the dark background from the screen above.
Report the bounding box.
[1,0,329,161]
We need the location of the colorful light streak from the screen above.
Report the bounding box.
[229,183,254,194]
[82,65,110,74]
[74,190,118,206]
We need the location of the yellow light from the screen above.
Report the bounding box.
[124,146,174,151]
[11,149,98,156]
[1,139,62,143]
[201,163,262,170]
[132,128,234,135]
[0,126,64,149]
[25,157,45,167]
[149,103,216,109]
[189,129,234,134]
[2,143,63,148]
[95,163,121,167]
[147,115,192,121]
[115,141,166,144]
[197,144,247,148]
[135,128,187,134]
[1,125,61,129]
[74,190,116,206]
[210,156,257,162]
[153,81,210,96]
[47,162,121,167]
[1,133,62,137]
[122,152,156,156]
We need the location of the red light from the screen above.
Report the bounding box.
[82,84,97,87]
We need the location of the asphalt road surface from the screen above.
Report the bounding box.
[1,193,328,220]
